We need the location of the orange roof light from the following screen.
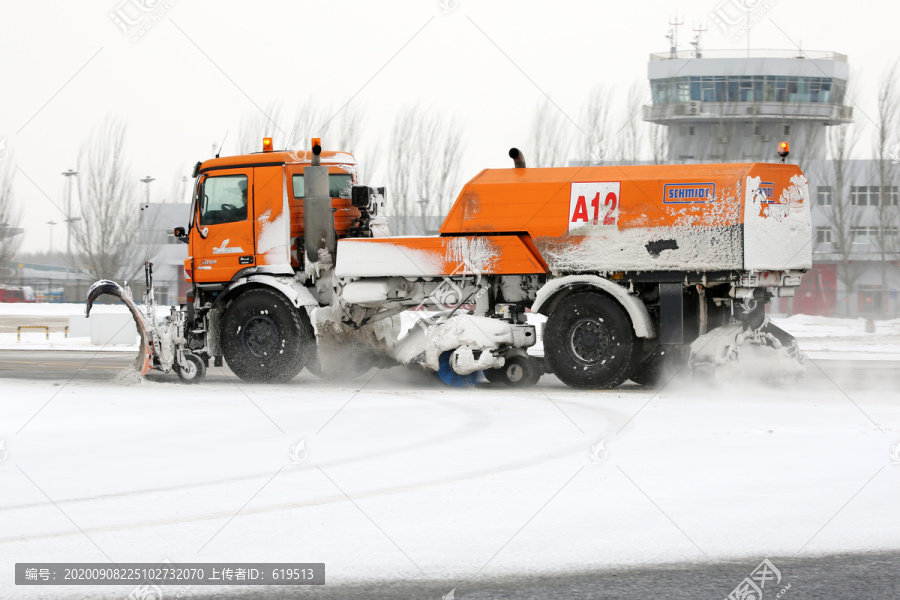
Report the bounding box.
[262,137,274,152]
[777,141,790,157]
[311,137,321,151]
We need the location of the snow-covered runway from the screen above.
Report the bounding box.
[1,358,899,599]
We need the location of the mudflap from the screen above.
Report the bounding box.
[689,317,805,382]
[85,280,153,376]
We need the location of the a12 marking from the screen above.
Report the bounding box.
[569,182,620,232]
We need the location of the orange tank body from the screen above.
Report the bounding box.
[435,162,811,274]
[336,162,810,278]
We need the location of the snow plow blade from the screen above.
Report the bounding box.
[85,280,153,376]
[689,317,805,382]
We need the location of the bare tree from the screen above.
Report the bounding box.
[648,122,668,164]
[872,58,900,309]
[579,87,612,164]
[822,119,864,315]
[0,156,21,278]
[320,102,365,153]
[387,105,464,233]
[618,82,645,165]
[236,102,286,155]
[387,108,417,220]
[237,100,372,179]
[316,102,374,183]
[72,118,141,282]
[528,99,576,168]
[282,98,326,153]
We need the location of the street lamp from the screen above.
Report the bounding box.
[140,175,156,204]
[62,169,78,286]
[46,220,57,255]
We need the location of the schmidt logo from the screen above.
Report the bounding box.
[757,182,777,204]
[663,182,715,204]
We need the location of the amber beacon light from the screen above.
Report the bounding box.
[777,141,790,162]
[262,137,274,152]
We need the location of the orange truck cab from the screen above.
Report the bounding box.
[184,148,365,284]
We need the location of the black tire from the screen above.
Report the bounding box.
[629,346,689,387]
[484,368,505,384]
[221,289,314,383]
[175,353,206,384]
[503,356,542,387]
[544,292,635,389]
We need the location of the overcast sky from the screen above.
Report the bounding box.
[1,0,896,254]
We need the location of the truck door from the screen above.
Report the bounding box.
[192,169,255,283]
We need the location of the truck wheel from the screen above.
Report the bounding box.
[484,357,541,387]
[484,368,505,384]
[544,292,635,389]
[221,289,314,383]
[629,347,688,388]
[503,356,542,387]
[175,353,206,384]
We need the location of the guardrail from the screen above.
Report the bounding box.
[17,325,68,341]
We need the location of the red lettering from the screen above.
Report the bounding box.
[572,195,588,222]
[603,192,618,225]
[590,192,600,223]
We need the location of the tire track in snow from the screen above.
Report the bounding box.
[0,389,633,545]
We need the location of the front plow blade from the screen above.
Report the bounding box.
[85,280,153,376]
[690,318,805,383]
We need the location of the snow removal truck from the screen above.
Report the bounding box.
[87,139,811,388]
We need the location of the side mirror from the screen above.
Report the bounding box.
[174,227,189,244]
[351,185,374,209]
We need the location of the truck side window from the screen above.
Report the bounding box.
[292,173,353,198]
[200,175,249,225]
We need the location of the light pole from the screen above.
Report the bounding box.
[46,220,57,255]
[140,175,155,204]
[62,169,78,289]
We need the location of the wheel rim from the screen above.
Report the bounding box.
[568,317,612,365]
[181,360,197,379]
[242,315,280,358]
[507,363,524,382]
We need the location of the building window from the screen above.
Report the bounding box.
[653,75,846,105]
[851,186,880,206]
[783,124,791,136]
[816,227,832,243]
[816,186,833,206]
[851,226,877,244]
[680,125,695,136]
[885,186,899,206]
[753,124,762,136]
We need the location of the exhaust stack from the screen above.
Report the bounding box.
[509,148,526,169]
[303,140,335,276]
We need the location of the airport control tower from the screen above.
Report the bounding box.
[642,49,853,163]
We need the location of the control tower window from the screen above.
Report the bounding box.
[650,76,846,105]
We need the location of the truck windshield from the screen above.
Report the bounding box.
[292,173,353,198]
[200,174,249,225]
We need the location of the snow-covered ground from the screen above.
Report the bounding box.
[1,367,899,599]
[1,304,899,599]
[770,314,900,360]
